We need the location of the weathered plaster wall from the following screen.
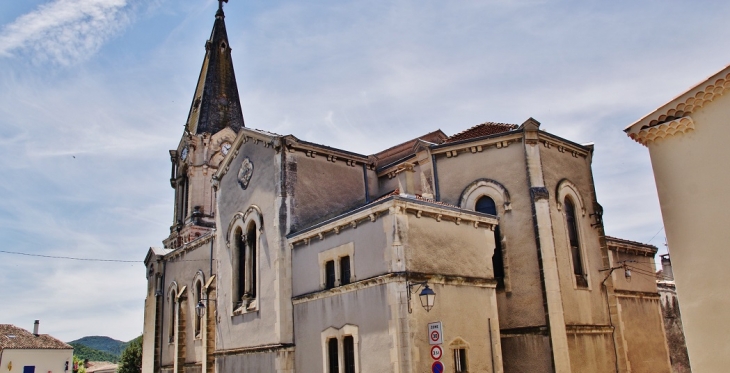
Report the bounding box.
[433,142,546,329]
[159,243,213,367]
[409,283,502,373]
[405,213,495,278]
[215,139,289,349]
[291,217,389,296]
[566,333,615,373]
[618,297,671,373]
[293,285,393,373]
[501,334,553,373]
[215,349,293,373]
[658,283,691,373]
[540,142,610,327]
[289,153,366,233]
[646,92,730,373]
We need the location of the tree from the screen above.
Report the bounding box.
[117,336,142,373]
[72,355,86,373]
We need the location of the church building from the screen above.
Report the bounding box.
[142,4,673,372]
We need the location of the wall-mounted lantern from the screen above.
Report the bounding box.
[407,281,436,313]
[195,298,216,317]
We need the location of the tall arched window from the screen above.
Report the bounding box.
[475,196,505,288]
[244,222,257,298]
[194,279,203,337]
[234,227,245,307]
[564,197,587,288]
[168,286,177,343]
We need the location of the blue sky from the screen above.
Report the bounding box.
[0,0,728,342]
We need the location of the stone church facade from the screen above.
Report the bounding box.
[141,5,672,373]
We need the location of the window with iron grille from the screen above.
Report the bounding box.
[454,348,468,372]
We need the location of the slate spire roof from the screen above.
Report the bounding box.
[185,3,244,135]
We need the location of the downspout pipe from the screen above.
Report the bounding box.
[431,153,440,201]
[362,164,370,204]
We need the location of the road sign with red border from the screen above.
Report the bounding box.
[430,345,443,360]
[428,321,443,345]
[432,361,444,373]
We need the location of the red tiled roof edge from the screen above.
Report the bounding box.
[444,122,518,143]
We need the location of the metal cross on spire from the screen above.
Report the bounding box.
[219,0,228,11]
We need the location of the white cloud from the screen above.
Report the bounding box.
[0,0,134,65]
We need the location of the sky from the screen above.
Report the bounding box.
[0,0,729,343]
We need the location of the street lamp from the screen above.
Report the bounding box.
[407,281,436,313]
[195,298,216,317]
[600,260,636,285]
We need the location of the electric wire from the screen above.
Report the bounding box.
[0,250,213,263]
[646,226,665,244]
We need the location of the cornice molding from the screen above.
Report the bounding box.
[288,197,498,248]
[164,232,214,261]
[292,272,496,304]
[430,133,523,158]
[626,67,730,136]
[284,138,373,169]
[538,134,589,158]
[629,117,695,146]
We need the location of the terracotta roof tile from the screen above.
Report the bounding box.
[374,189,461,209]
[0,325,72,350]
[372,130,447,167]
[444,122,518,143]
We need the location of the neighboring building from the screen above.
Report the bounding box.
[624,64,730,372]
[84,361,118,373]
[656,255,691,373]
[142,3,673,372]
[0,322,73,373]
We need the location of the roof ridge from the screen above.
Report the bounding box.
[444,122,518,143]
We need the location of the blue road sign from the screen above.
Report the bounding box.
[432,361,444,373]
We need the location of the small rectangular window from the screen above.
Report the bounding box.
[328,338,339,373]
[343,336,355,373]
[454,348,467,372]
[340,256,351,285]
[325,260,336,289]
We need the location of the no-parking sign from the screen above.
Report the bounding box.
[428,321,443,345]
[432,361,444,373]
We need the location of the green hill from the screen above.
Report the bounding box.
[69,343,119,363]
[69,336,127,356]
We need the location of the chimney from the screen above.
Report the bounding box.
[33,320,39,336]
[661,255,674,281]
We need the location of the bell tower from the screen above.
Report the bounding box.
[165,0,244,249]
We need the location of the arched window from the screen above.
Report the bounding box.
[564,197,587,288]
[228,206,262,313]
[194,279,203,337]
[233,227,245,307]
[168,285,178,343]
[475,196,505,288]
[244,222,257,298]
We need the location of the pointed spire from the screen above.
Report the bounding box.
[185,0,244,135]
